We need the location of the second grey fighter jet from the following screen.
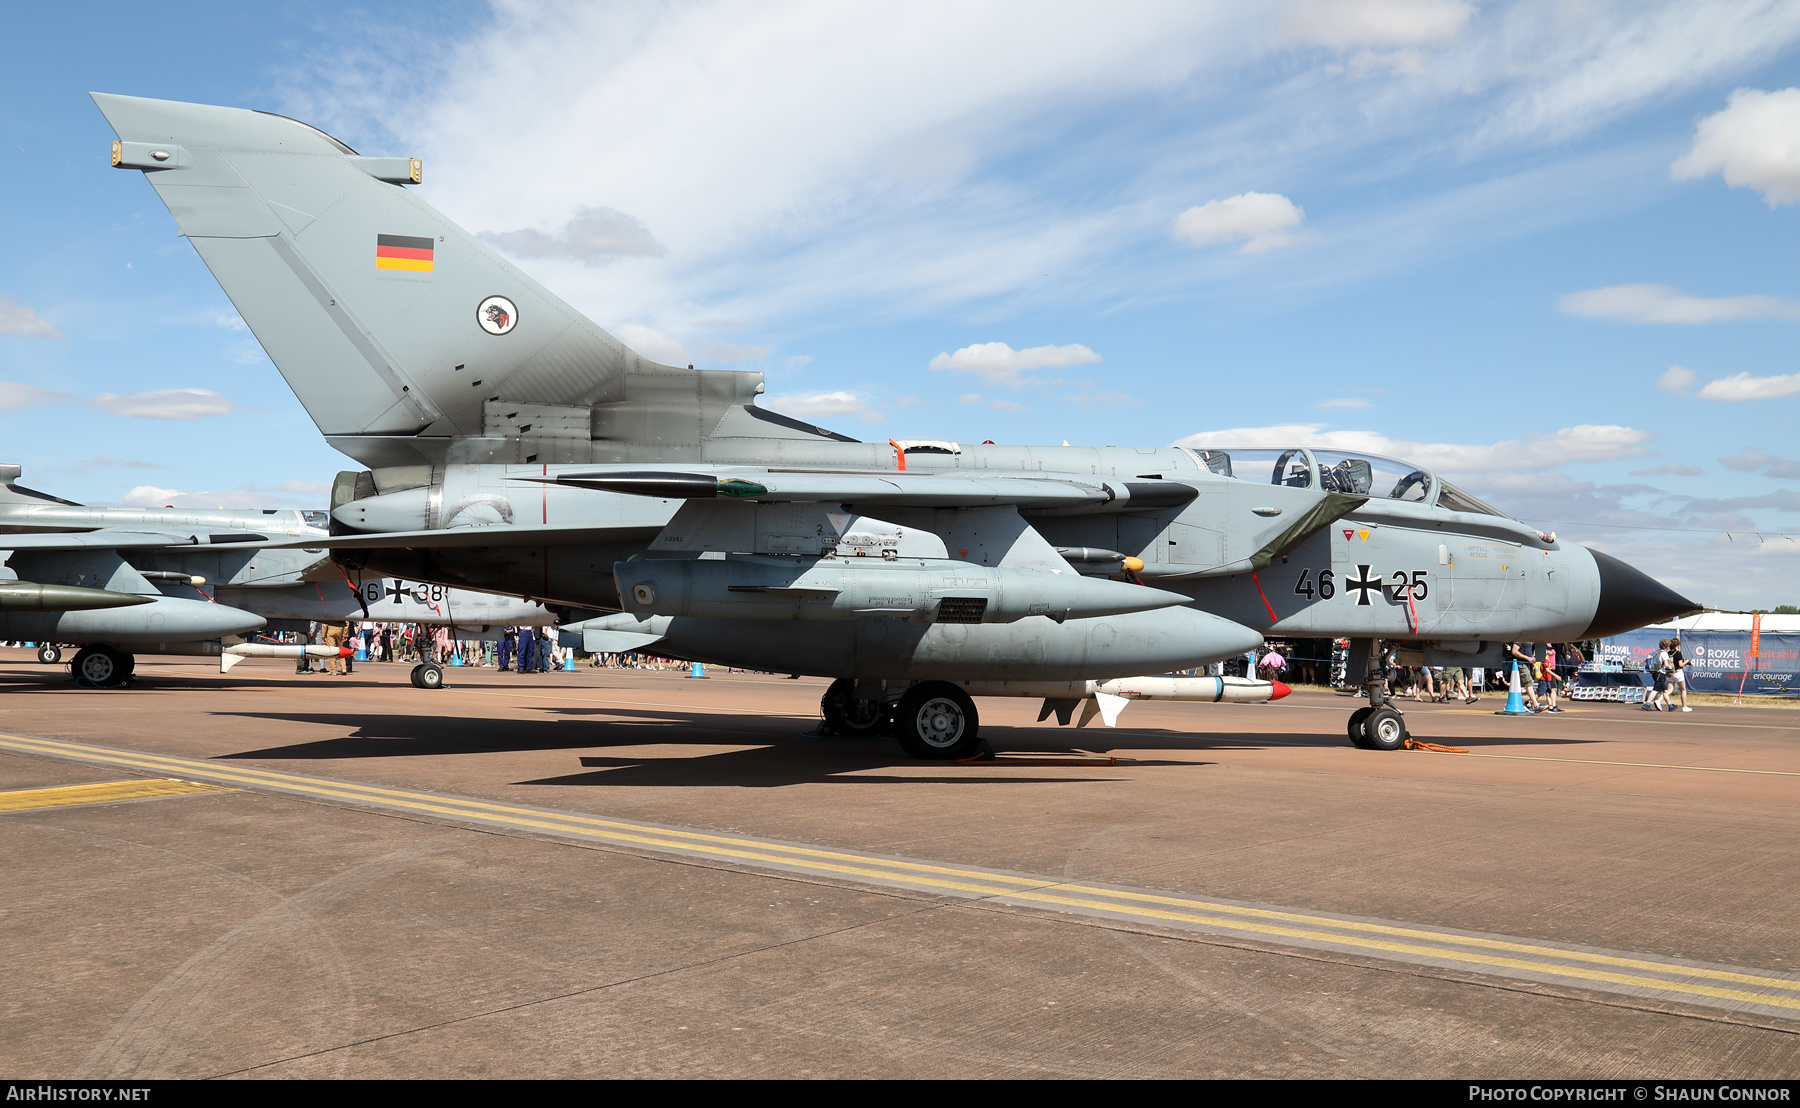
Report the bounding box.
[0,465,555,687]
[92,92,1695,753]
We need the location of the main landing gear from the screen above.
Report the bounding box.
[72,645,133,689]
[410,663,445,690]
[1344,638,1407,751]
[819,678,984,761]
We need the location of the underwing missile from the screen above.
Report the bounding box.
[961,674,1290,727]
[219,642,355,673]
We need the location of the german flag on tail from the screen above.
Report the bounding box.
[375,234,433,272]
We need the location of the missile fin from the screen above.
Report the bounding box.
[1094,691,1129,727]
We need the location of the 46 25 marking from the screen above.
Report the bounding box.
[1296,565,1427,605]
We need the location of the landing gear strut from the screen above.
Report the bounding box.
[1345,638,1407,751]
[72,645,131,689]
[820,678,886,737]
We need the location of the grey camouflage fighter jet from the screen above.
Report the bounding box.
[91,93,1696,754]
[0,465,553,687]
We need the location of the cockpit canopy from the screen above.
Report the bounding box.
[1189,447,1505,517]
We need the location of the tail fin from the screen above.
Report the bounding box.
[91,93,824,467]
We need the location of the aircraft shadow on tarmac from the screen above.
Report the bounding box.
[213,710,1132,783]
[524,749,1135,789]
[211,710,1211,786]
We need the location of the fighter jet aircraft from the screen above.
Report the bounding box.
[91,93,1696,753]
[0,464,554,687]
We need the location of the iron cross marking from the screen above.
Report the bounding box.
[1347,563,1381,606]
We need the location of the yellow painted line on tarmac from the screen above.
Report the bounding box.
[1434,709,1800,732]
[0,777,233,813]
[1448,753,1800,778]
[2,731,1797,1016]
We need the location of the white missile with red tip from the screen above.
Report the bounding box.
[219,643,355,673]
[959,674,1290,727]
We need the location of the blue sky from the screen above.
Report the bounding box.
[4,1,1800,607]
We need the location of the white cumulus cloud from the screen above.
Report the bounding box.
[0,295,64,340]
[119,479,332,510]
[1560,283,1800,323]
[760,390,884,425]
[1278,0,1473,49]
[703,341,770,365]
[1696,372,1800,402]
[1671,87,1800,206]
[613,323,688,366]
[1658,366,1696,392]
[89,389,236,420]
[0,381,72,411]
[1171,193,1307,254]
[479,206,668,265]
[927,342,1102,386]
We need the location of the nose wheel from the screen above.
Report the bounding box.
[1346,638,1407,750]
[37,643,63,665]
[410,663,445,690]
[1351,706,1408,751]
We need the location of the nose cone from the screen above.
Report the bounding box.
[1580,548,1697,639]
[1270,681,1291,701]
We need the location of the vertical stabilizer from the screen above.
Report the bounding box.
[91,92,811,466]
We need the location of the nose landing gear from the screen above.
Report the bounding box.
[1345,638,1408,751]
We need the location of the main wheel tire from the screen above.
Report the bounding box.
[37,643,62,665]
[893,681,981,760]
[415,663,445,690]
[1347,706,1374,748]
[821,678,886,737]
[1362,706,1407,751]
[72,646,127,689]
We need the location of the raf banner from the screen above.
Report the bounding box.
[1599,629,1800,696]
